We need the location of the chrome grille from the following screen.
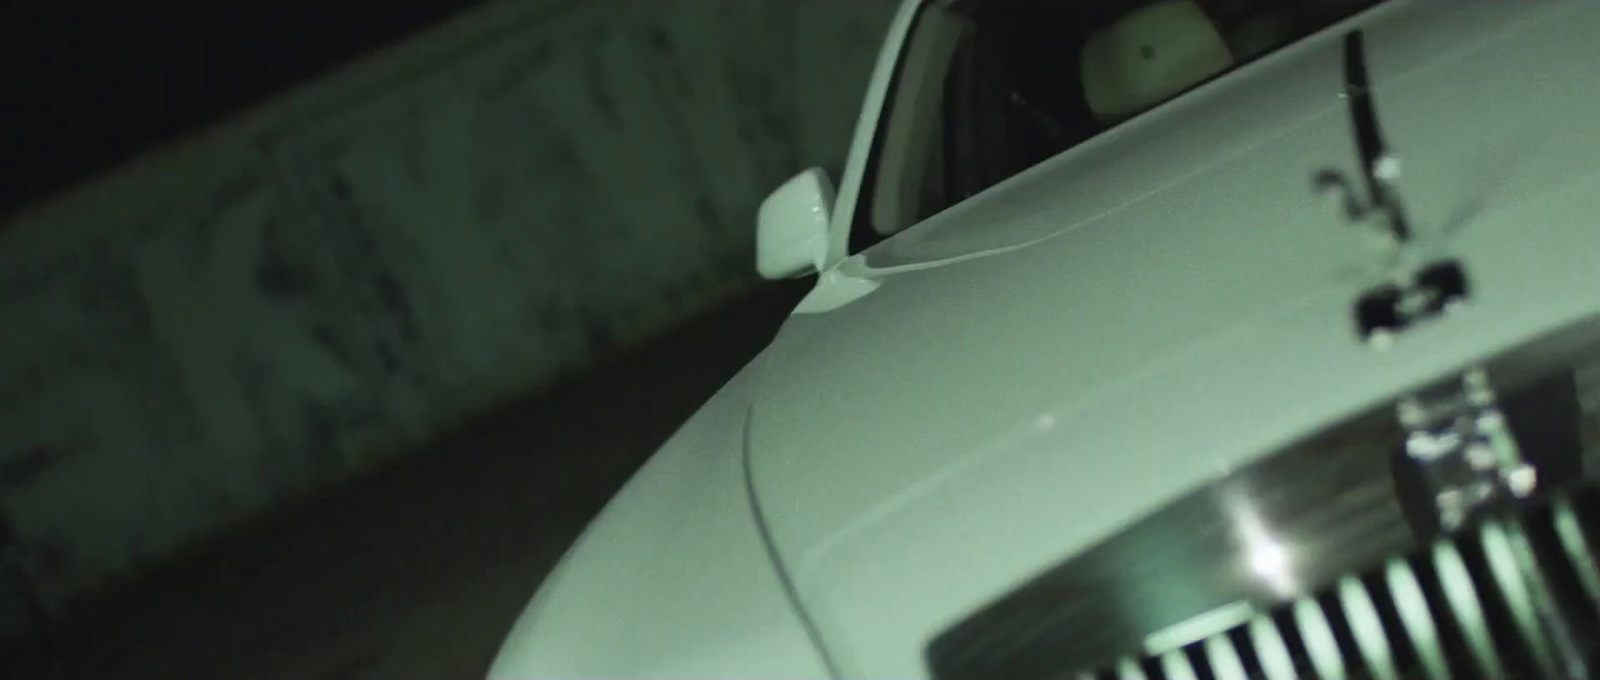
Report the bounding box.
[928,313,1600,680]
[1085,489,1600,680]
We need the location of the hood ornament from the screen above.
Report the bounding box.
[1324,33,1590,674]
[1315,31,1469,346]
[1324,33,1593,671]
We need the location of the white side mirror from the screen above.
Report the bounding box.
[756,168,835,280]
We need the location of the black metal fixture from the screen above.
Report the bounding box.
[1315,31,1470,345]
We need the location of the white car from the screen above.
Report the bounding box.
[490,1,1600,677]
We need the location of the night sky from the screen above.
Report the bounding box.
[1,1,480,216]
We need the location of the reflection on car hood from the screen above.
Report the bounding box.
[747,2,1600,677]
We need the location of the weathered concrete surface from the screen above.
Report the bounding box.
[0,278,811,680]
[0,0,894,636]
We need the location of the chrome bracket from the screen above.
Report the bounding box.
[1397,369,1536,532]
[1398,370,1595,677]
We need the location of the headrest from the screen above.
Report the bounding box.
[1079,0,1234,123]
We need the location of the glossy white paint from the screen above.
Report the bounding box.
[756,168,836,280]
[493,0,1600,677]
[487,355,832,679]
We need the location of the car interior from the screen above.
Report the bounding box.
[861,0,1379,245]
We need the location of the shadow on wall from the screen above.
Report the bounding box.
[0,0,897,643]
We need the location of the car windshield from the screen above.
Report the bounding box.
[854,0,1382,250]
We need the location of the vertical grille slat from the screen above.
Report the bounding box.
[1338,576,1398,680]
[1553,496,1600,604]
[1478,521,1564,679]
[935,485,1600,680]
[1513,507,1600,678]
[1431,542,1507,680]
[1293,598,1348,680]
[1383,559,1454,680]
[1246,616,1299,680]
[926,322,1600,680]
[1202,635,1250,680]
[1160,649,1200,680]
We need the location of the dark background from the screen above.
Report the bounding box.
[1,1,479,216]
[0,3,820,676]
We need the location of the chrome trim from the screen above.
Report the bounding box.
[929,311,1600,679]
[1248,615,1298,680]
[1159,649,1198,680]
[1085,493,1599,680]
[1430,541,1501,678]
[1556,496,1600,601]
[1337,575,1396,680]
[1385,558,1451,680]
[1398,369,1537,532]
[1141,602,1253,654]
[1203,634,1249,680]
[1293,596,1345,680]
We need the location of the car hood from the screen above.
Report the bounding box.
[745,1,1600,677]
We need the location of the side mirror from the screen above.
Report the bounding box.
[756,168,835,280]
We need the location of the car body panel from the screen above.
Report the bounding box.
[492,0,1600,677]
[747,1,1600,676]
[487,355,832,679]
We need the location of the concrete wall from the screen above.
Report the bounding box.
[0,0,895,638]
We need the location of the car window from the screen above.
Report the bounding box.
[849,0,1381,253]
